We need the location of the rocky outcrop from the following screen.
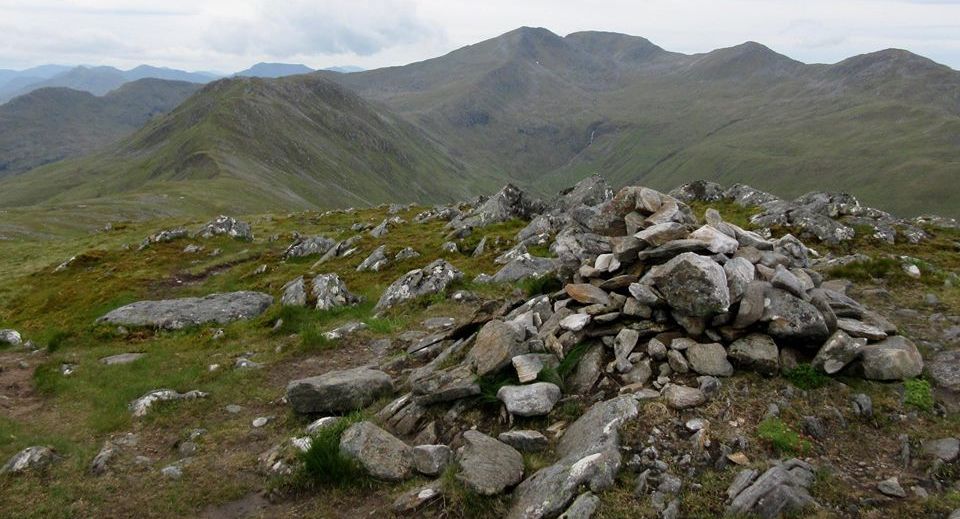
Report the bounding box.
[375,259,463,312]
[457,430,524,496]
[311,273,360,311]
[340,421,413,480]
[97,292,273,330]
[195,215,252,240]
[1,446,59,475]
[286,367,394,414]
[726,459,817,518]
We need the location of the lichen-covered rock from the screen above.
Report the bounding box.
[468,320,527,377]
[195,215,252,240]
[686,342,734,377]
[357,245,390,272]
[1,446,59,475]
[97,292,273,330]
[492,255,559,283]
[129,389,208,417]
[311,273,360,310]
[662,384,706,409]
[649,253,730,317]
[375,260,463,312]
[762,288,829,344]
[283,235,336,258]
[457,430,524,495]
[286,367,394,414]
[281,276,307,307]
[727,459,817,518]
[0,329,22,347]
[340,421,413,481]
[728,334,779,376]
[812,330,864,374]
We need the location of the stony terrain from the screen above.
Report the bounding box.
[0,177,958,518]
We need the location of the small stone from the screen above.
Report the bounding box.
[497,383,562,417]
[498,430,549,452]
[412,444,452,476]
[662,384,706,409]
[877,477,906,498]
[161,465,182,479]
[252,416,271,428]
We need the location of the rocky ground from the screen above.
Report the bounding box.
[0,177,958,518]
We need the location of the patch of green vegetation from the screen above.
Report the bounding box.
[903,378,934,411]
[476,372,519,407]
[526,243,554,258]
[438,463,507,518]
[688,200,761,229]
[517,275,562,297]
[678,468,733,517]
[297,412,370,488]
[784,364,830,390]
[757,417,811,455]
[826,257,907,284]
[536,342,590,392]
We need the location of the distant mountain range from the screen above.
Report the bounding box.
[0,27,957,223]
[0,63,363,103]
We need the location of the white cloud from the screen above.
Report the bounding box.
[0,0,957,72]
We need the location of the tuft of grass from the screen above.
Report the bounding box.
[438,463,507,518]
[757,417,811,455]
[516,275,562,297]
[826,257,906,284]
[476,372,519,407]
[298,412,369,488]
[903,378,934,411]
[536,342,590,392]
[40,328,72,353]
[785,363,830,390]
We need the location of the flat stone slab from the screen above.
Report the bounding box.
[97,292,273,330]
[100,353,145,365]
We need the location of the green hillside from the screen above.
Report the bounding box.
[0,79,202,178]
[0,75,494,223]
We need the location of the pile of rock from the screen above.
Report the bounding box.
[195,215,253,241]
[670,180,930,245]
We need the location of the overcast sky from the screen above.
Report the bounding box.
[2,0,959,72]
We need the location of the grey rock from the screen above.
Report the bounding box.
[836,318,888,341]
[413,364,481,404]
[129,389,207,417]
[559,313,591,332]
[395,247,420,261]
[356,245,390,272]
[566,343,604,395]
[100,352,144,365]
[340,421,413,481]
[662,384,706,409]
[196,215,252,240]
[614,328,640,373]
[877,476,906,498]
[455,184,545,229]
[852,393,873,417]
[322,321,368,340]
[468,320,527,377]
[90,442,118,475]
[457,430,524,495]
[564,283,611,306]
[493,255,559,283]
[498,430,550,452]
[393,482,443,513]
[733,281,768,328]
[860,336,923,381]
[729,334,779,376]
[497,383,562,417]
[558,492,600,519]
[0,329,22,347]
[311,273,360,310]
[727,460,816,519]
[281,276,307,307]
[685,342,733,377]
[927,350,960,392]
[689,225,739,255]
[375,259,463,312]
[812,330,865,374]
[635,222,690,247]
[97,291,273,330]
[724,257,755,303]
[2,446,59,475]
[284,235,336,258]
[771,265,805,298]
[286,367,394,414]
[921,438,959,462]
[160,465,182,479]
[412,444,452,476]
[667,349,689,374]
[650,252,730,317]
[763,288,829,344]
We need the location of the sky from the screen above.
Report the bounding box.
[1,0,960,73]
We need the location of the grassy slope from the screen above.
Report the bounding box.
[0,79,202,178]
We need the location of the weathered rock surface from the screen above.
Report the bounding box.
[281,276,307,307]
[650,253,730,316]
[457,430,524,495]
[0,329,22,347]
[311,273,360,310]
[196,215,252,240]
[340,421,413,481]
[375,260,463,312]
[412,444,452,476]
[812,330,864,374]
[129,389,207,417]
[287,367,394,414]
[98,292,273,330]
[860,336,923,381]
[497,383,562,417]
[284,235,336,258]
[728,334,779,376]
[498,430,549,452]
[727,459,816,518]
[1,446,59,475]
[468,320,527,377]
[685,342,733,377]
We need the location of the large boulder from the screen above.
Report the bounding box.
[284,235,336,259]
[195,215,252,240]
[467,320,527,377]
[457,430,524,495]
[375,260,463,312]
[649,253,730,316]
[286,367,394,414]
[455,184,545,229]
[762,288,829,345]
[311,273,360,311]
[497,383,562,417]
[339,421,413,481]
[97,292,273,330]
[859,336,923,381]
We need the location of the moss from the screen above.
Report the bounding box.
[757,417,811,455]
[903,378,934,411]
[784,364,830,390]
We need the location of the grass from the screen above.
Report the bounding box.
[756,417,811,455]
[536,342,591,392]
[297,412,369,488]
[517,275,562,297]
[784,364,831,390]
[903,378,934,412]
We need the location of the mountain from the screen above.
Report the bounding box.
[235,62,314,78]
[0,65,216,103]
[0,65,71,89]
[0,79,203,178]
[327,27,960,217]
[325,66,365,73]
[0,75,491,216]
